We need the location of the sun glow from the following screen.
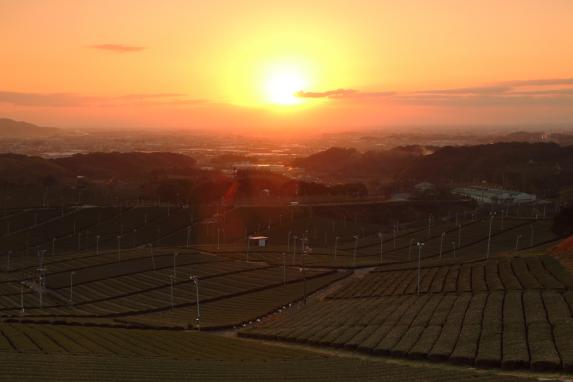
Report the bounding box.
[264,69,308,105]
[219,27,355,109]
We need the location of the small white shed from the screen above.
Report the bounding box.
[248,235,269,247]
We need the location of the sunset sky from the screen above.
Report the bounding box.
[1,0,573,132]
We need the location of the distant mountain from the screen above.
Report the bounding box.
[0,118,59,138]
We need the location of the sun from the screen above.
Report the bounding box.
[264,69,308,105]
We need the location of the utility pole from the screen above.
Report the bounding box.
[451,241,456,258]
[334,236,339,263]
[515,234,523,250]
[292,235,298,265]
[353,235,359,267]
[439,232,445,260]
[377,232,384,264]
[149,243,156,270]
[173,252,179,278]
[282,253,287,284]
[486,212,496,259]
[37,266,47,308]
[301,245,311,304]
[20,281,25,314]
[186,226,192,248]
[416,242,425,295]
[190,275,200,330]
[246,235,251,263]
[69,271,75,305]
[117,235,122,262]
[169,273,175,309]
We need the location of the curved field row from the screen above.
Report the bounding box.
[0,254,265,310]
[242,289,573,371]
[119,271,350,329]
[0,264,331,318]
[0,206,201,270]
[205,218,556,269]
[0,322,308,360]
[328,256,573,298]
[0,351,535,382]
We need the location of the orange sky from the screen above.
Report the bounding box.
[1,0,573,131]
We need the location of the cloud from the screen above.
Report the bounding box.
[296,89,358,98]
[296,89,394,99]
[88,44,146,53]
[414,85,511,95]
[397,94,573,108]
[0,91,206,108]
[0,91,93,107]
[117,93,187,100]
[502,78,573,87]
[297,77,573,108]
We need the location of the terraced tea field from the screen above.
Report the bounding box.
[0,323,541,381]
[0,204,569,380]
[120,270,348,329]
[241,255,573,372]
[201,216,558,270]
[0,322,307,359]
[0,206,198,260]
[0,249,344,328]
[328,256,573,298]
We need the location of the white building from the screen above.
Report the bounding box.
[452,186,536,204]
[248,235,269,247]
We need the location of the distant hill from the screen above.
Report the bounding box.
[0,152,198,185]
[398,142,573,194]
[0,154,69,184]
[0,118,59,138]
[291,146,425,179]
[293,143,573,196]
[54,152,198,180]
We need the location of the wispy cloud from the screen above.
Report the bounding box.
[502,78,573,87]
[117,93,187,100]
[414,85,511,95]
[297,77,573,108]
[88,44,146,53]
[0,91,93,107]
[0,91,206,108]
[296,89,357,98]
[296,89,394,99]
